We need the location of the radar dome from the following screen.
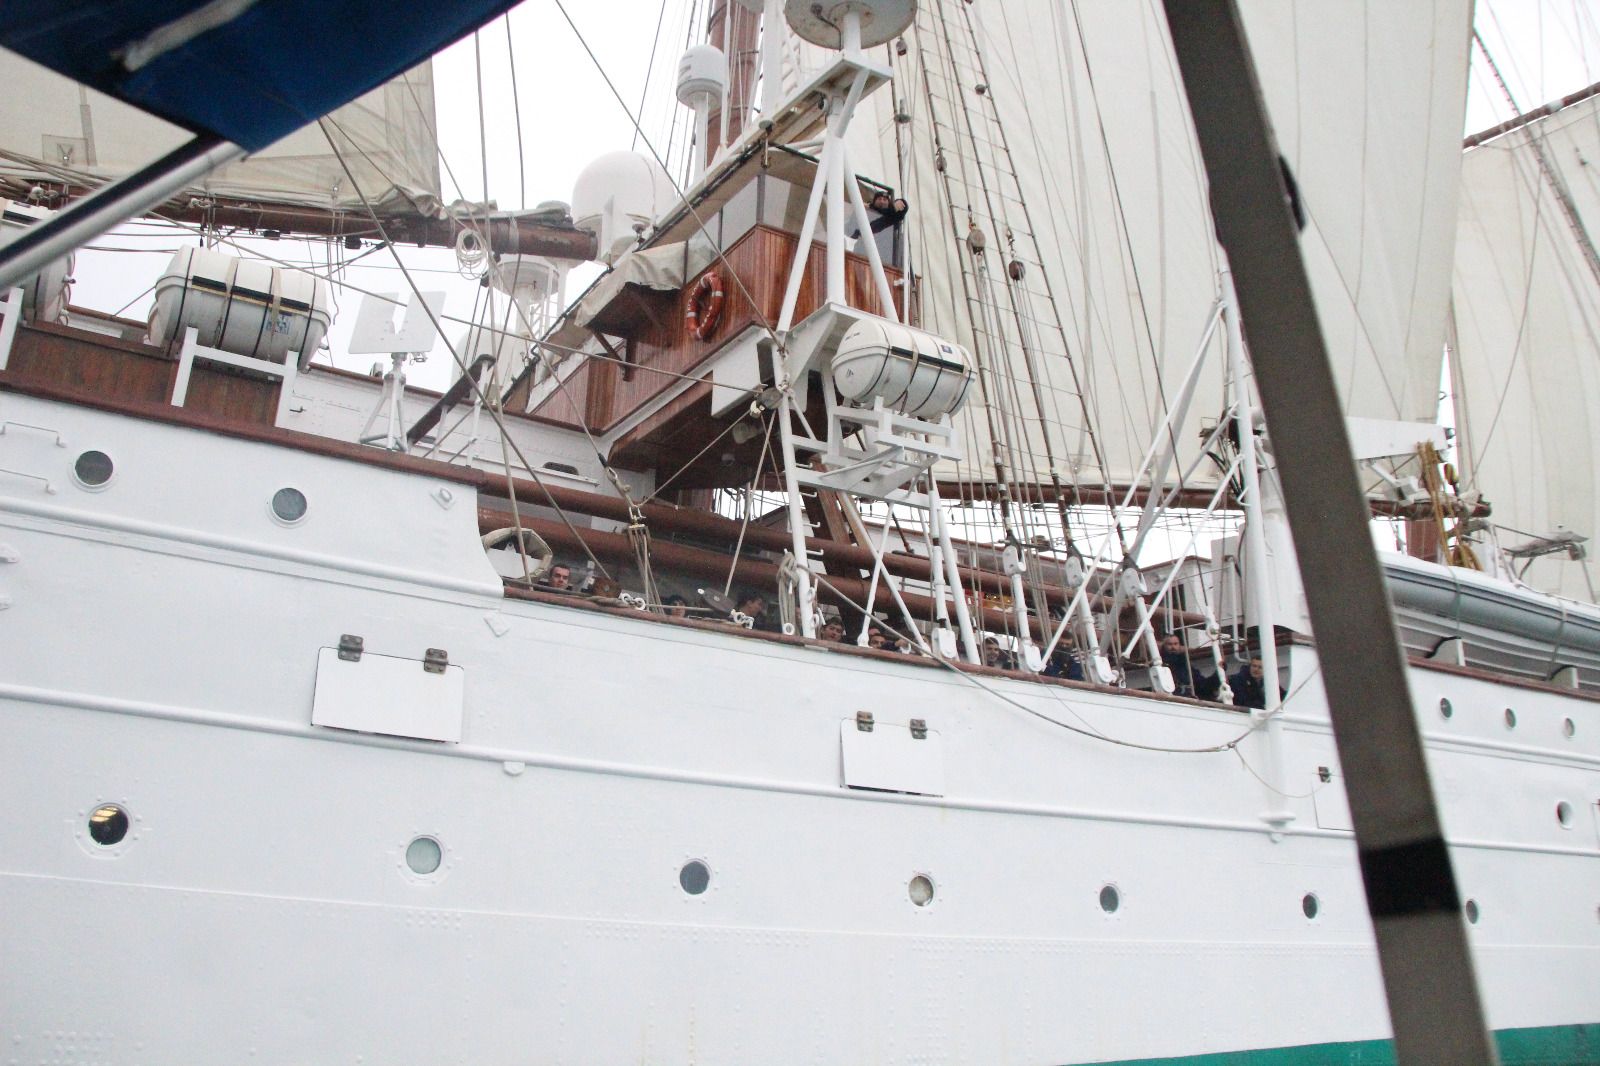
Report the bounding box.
[676,44,727,105]
[570,151,679,263]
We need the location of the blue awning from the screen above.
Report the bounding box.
[0,0,521,151]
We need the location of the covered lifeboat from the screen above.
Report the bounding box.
[830,317,975,420]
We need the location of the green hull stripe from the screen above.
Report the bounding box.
[1084,1023,1600,1066]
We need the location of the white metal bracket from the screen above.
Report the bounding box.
[0,285,23,371]
[170,326,299,426]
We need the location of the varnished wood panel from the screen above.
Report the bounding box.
[524,361,591,430]
[8,322,174,404]
[609,380,712,469]
[6,321,281,427]
[585,357,617,429]
[184,363,279,427]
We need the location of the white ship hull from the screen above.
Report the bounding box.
[2,389,1597,1063]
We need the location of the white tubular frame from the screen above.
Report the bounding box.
[170,326,299,427]
[0,286,23,371]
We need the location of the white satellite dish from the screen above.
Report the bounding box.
[349,291,445,356]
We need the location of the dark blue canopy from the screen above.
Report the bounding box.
[0,0,521,151]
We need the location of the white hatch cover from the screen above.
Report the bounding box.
[839,713,944,796]
[311,644,465,743]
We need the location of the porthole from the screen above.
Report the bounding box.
[908,874,935,907]
[73,450,114,488]
[405,836,442,875]
[1557,801,1575,829]
[1464,899,1480,924]
[1438,697,1453,720]
[270,486,308,524]
[1302,893,1320,920]
[679,859,710,895]
[1099,884,1120,914]
[1563,718,1576,739]
[88,804,129,846]
[1503,707,1517,730]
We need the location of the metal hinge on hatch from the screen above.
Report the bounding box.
[910,718,928,739]
[338,634,364,662]
[424,648,450,674]
[856,710,874,732]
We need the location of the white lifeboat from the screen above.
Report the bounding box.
[831,317,974,420]
[148,247,331,368]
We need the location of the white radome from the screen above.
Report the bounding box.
[570,151,679,264]
[676,44,728,105]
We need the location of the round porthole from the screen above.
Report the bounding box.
[1503,707,1517,730]
[405,836,442,876]
[679,859,710,895]
[1464,899,1480,924]
[1563,718,1576,739]
[271,487,308,524]
[73,450,115,488]
[1302,893,1320,920]
[88,804,129,846]
[1557,801,1575,829]
[908,874,935,907]
[1438,697,1453,720]
[1099,884,1120,914]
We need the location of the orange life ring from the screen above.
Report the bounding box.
[684,270,725,342]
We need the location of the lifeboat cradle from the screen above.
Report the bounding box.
[740,11,997,659]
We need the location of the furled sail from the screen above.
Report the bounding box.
[1451,92,1600,602]
[795,0,1469,495]
[0,50,441,211]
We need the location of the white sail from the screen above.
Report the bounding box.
[1451,93,1600,602]
[1242,0,1472,429]
[0,50,441,210]
[797,0,1469,494]
[832,1,1227,495]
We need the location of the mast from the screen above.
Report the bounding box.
[1161,3,1497,1064]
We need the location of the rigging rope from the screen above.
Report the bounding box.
[807,570,1264,754]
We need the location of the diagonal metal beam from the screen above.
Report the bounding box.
[1159,2,1497,1063]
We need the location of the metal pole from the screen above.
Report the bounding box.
[929,481,980,662]
[824,112,847,305]
[776,392,817,637]
[0,135,244,292]
[758,0,785,126]
[775,136,834,332]
[1161,3,1497,1063]
[839,142,901,321]
[1224,274,1290,826]
[840,494,931,653]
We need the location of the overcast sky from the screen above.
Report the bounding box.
[69,0,1600,392]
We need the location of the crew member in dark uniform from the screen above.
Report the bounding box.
[1160,633,1220,700]
[854,189,908,266]
[1229,655,1285,710]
